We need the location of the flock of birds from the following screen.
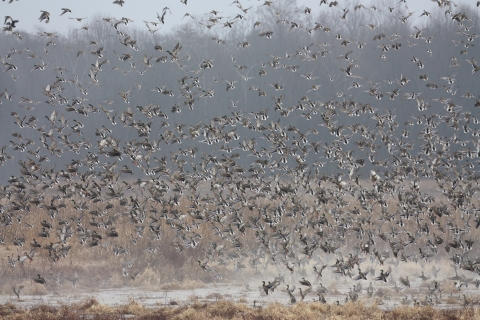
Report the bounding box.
[1,0,480,307]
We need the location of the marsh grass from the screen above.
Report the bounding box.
[1,178,479,305]
[0,194,223,291]
[0,300,479,320]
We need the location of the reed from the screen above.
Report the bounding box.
[0,300,479,320]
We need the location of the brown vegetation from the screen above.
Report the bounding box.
[0,180,479,302]
[0,300,479,320]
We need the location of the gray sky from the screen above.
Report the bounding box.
[2,0,475,36]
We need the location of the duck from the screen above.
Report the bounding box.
[376,269,390,283]
[299,277,312,287]
[34,274,46,285]
[167,42,182,61]
[60,8,71,16]
[12,285,23,299]
[39,11,50,23]
[399,276,410,288]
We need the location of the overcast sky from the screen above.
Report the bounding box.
[2,0,475,36]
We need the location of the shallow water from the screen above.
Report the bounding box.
[0,279,475,311]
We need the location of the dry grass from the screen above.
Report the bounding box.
[1,177,479,304]
[0,300,479,320]
[0,194,223,291]
[385,305,480,320]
